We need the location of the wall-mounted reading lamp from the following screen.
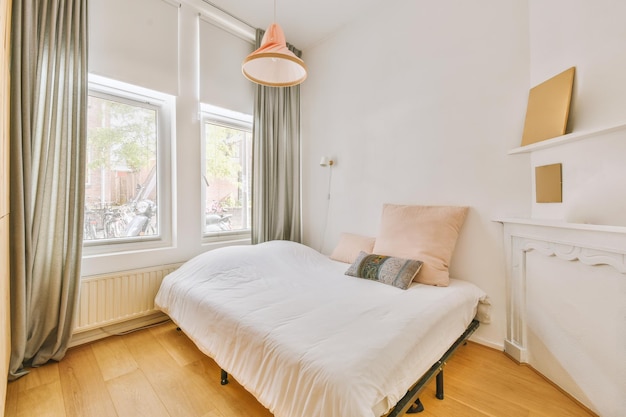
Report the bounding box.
[319,156,334,167]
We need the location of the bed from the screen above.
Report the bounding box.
[155,238,489,417]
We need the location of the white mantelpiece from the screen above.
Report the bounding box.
[498,218,626,417]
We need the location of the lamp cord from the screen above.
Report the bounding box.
[320,166,333,254]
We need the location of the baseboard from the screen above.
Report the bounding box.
[469,335,503,351]
[69,312,170,347]
[503,339,528,363]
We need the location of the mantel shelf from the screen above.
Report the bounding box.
[494,217,626,234]
[508,121,626,154]
[495,217,626,257]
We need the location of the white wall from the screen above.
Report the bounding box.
[529,0,626,133]
[528,0,626,224]
[521,2,626,415]
[301,0,531,347]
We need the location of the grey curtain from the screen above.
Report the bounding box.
[251,28,302,244]
[9,0,87,379]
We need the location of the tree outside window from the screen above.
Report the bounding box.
[204,121,251,235]
[84,94,158,241]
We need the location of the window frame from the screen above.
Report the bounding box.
[82,74,174,256]
[200,104,253,243]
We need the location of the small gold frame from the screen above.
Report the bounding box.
[535,163,562,203]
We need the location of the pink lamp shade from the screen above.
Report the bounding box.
[242,23,307,87]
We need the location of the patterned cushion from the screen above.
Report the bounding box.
[345,251,423,290]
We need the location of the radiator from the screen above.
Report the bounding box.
[75,263,181,333]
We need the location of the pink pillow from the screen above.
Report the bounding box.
[372,204,468,286]
[330,233,376,264]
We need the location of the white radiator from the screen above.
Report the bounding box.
[75,263,181,333]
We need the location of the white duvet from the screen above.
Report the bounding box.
[155,241,488,417]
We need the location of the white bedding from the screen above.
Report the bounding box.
[155,241,488,417]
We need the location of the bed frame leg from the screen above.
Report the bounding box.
[220,369,229,385]
[436,370,444,400]
[406,398,424,413]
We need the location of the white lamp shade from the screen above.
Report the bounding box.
[242,23,307,87]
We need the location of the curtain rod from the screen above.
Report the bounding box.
[200,0,256,30]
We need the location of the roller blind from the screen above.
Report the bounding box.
[88,0,179,95]
[199,18,255,115]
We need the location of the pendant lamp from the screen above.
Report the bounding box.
[242,2,307,87]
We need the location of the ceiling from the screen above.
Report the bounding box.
[203,0,381,49]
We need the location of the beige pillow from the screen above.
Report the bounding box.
[372,204,468,286]
[330,233,376,264]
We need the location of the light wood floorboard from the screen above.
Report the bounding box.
[4,321,596,417]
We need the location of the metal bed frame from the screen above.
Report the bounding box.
[217,319,480,415]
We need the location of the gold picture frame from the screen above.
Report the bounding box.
[521,67,575,146]
[535,163,562,203]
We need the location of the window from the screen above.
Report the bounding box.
[84,75,172,249]
[202,105,252,239]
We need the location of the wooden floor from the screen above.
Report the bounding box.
[4,321,596,417]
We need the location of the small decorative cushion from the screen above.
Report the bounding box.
[372,204,468,287]
[345,251,423,290]
[330,233,376,264]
